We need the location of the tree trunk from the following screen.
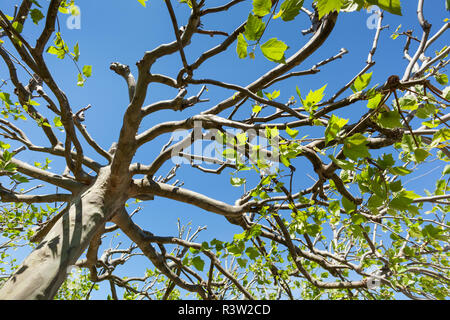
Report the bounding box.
[0,167,120,300]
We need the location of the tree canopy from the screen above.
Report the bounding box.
[0,0,449,300]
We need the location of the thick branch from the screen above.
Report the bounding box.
[130,178,251,218]
[0,151,83,191]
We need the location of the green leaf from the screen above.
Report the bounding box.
[325,114,348,144]
[41,121,52,128]
[367,0,402,16]
[236,33,248,59]
[260,38,288,63]
[367,93,382,109]
[2,14,13,21]
[227,241,245,256]
[376,153,395,169]
[0,141,11,150]
[415,103,436,119]
[433,128,450,143]
[252,104,262,114]
[247,224,262,238]
[285,125,299,139]
[73,42,80,62]
[271,90,280,99]
[305,223,321,236]
[315,0,345,19]
[408,225,423,239]
[302,84,327,112]
[295,85,302,100]
[0,92,13,107]
[12,174,29,183]
[28,99,40,106]
[343,142,370,161]
[346,1,368,12]
[329,201,340,215]
[351,213,365,225]
[230,176,246,187]
[2,150,12,162]
[30,9,45,25]
[276,0,305,21]
[233,232,246,241]
[53,116,63,127]
[200,241,210,250]
[443,164,450,175]
[192,256,205,271]
[370,175,387,199]
[12,22,23,34]
[435,179,446,195]
[70,5,80,16]
[389,191,416,211]
[253,0,273,17]
[351,72,373,92]
[82,65,92,78]
[341,196,356,213]
[435,73,448,85]
[266,126,279,139]
[236,132,248,145]
[442,86,450,100]
[264,90,280,100]
[46,32,69,59]
[237,258,248,268]
[329,155,355,170]
[211,239,224,251]
[47,46,65,59]
[397,95,418,110]
[244,14,265,41]
[422,224,446,240]
[58,5,69,14]
[179,0,193,8]
[137,0,148,7]
[343,133,370,161]
[280,155,291,168]
[77,73,85,87]
[245,247,260,259]
[377,111,402,128]
[400,133,415,152]
[368,194,384,209]
[389,180,403,192]
[388,166,412,176]
[413,148,430,163]
[223,148,238,160]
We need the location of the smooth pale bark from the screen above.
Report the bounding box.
[0,167,123,300]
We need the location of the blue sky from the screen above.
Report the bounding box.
[1,0,449,298]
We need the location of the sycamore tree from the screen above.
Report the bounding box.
[0,0,449,300]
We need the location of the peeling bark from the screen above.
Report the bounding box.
[0,168,122,300]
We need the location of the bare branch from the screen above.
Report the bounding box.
[402,0,432,80]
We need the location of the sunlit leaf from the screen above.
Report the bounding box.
[260,38,288,63]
